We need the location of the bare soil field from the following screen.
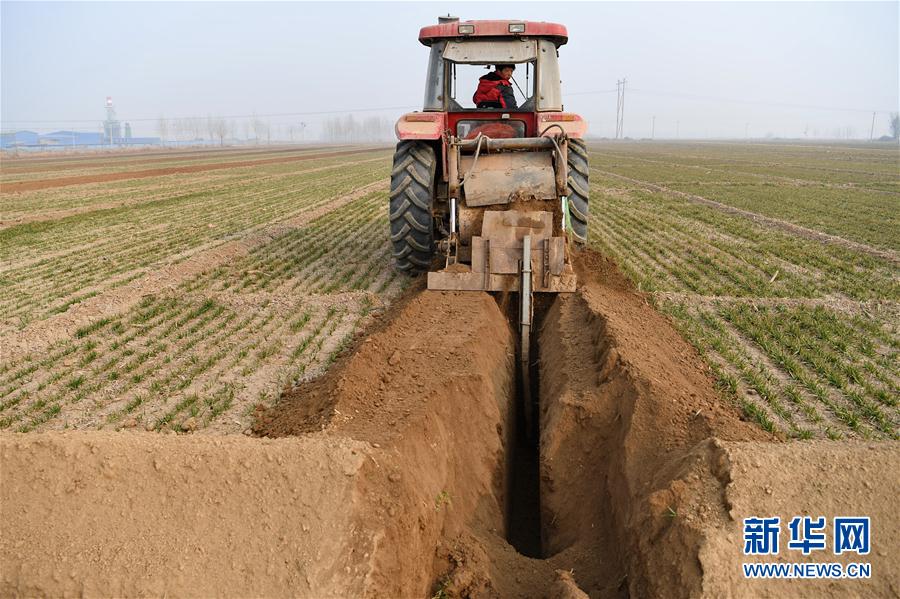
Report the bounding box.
[1,142,898,597]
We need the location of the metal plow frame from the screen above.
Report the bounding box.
[427,210,577,293]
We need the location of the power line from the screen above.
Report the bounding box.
[567,88,618,96]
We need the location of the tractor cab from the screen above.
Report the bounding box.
[398,18,585,141]
[422,32,564,139]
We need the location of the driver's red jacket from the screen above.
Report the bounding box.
[473,72,517,109]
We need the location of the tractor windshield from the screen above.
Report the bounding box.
[423,38,562,112]
[451,62,535,110]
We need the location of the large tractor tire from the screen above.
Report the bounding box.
[389,140,436,273]
[567,138,590,245]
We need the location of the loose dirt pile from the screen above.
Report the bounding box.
[700,440,898,598]
[2,251,897,598]
[1,432,372,597]
[256,289,519,597]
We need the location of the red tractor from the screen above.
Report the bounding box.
[389,17,590,428]
[389,17,589,295]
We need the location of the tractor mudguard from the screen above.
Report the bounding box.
[395,112,446,140]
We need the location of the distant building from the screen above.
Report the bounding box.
[0,130,39,148]
[2,98,162,150]
[42,130,104,146]
[0,129,159,149]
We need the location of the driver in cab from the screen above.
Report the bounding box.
[473,64,518,110]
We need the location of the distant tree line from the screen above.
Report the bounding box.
[156,113,392,145]
[321,115,394,143]
[158,116,230,145]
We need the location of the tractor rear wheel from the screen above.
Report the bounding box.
[567,138,590,245]
[389,141,436,273]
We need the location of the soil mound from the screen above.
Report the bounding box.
[258,289,519,596]
[1,432,372,598]
[702,440,898,598]
[255,289,513,444]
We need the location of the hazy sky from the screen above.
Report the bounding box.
[2,1,898,139]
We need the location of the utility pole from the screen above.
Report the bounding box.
[651,115,656,139]
[615,80,621,139]
[869,112,876,141]
[615,78,627,139]
[615,80,620,139]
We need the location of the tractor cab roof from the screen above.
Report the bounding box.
[418,19,568,48]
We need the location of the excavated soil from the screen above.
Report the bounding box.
[2,250,897,598]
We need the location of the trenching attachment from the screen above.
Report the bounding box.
[519,234,535,438]
[426,210,576,293]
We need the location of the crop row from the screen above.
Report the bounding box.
[2,149,384,219]
[591,146,899,251]
[600,142,900,179]
[587,172,897,301]
[1,145,364,183]
[186,189,395,297]
[586,142,898,440]
[0,287,396,433]
[0,166,403,433]
[1,158,390,326]
[2,152,388,262]
[663,300,897,440]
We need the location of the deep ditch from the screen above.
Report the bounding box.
[503,293,547,559]
[490,290,630,595]
[249,253,774,598]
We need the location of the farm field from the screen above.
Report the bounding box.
[1,144,398,433]
[587,141,899,440]
[1,140,898,598]
[2,141,896,440]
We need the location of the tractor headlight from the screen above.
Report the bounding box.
[458,24,475,34]
[508,23,526,33]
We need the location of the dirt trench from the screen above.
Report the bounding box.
[3,251,897,598]
[253,251,773,598]
[412,253,772,598]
